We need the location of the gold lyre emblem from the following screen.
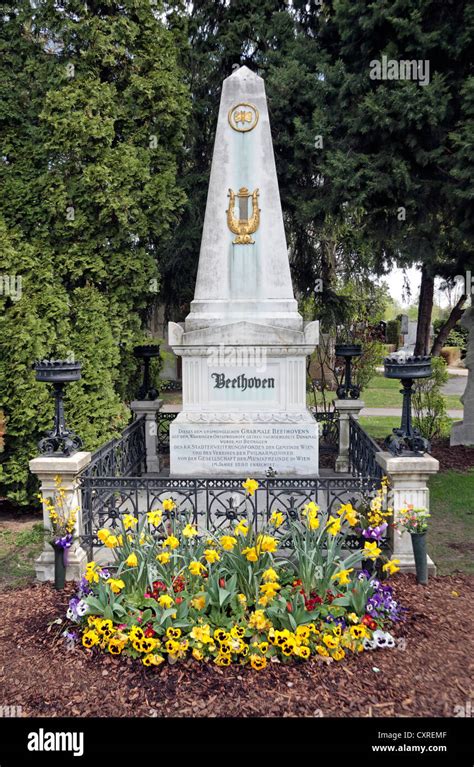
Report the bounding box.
[227,187,260,245]
[228,103,259,132]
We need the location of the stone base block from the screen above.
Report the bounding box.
[393,552,437,577]
[170,416,319,476]
[35,544,88,583]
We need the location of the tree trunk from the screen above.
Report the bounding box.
[431,293,467,356]
[414,266,435,356]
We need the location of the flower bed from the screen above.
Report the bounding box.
[65,478,404,670]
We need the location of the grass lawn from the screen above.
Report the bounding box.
[308,373,463,410]
[428,470,474,576]
[0,520,43,590]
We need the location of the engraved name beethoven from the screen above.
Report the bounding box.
[211,373,275,391]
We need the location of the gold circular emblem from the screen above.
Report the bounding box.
[228,103,259,132]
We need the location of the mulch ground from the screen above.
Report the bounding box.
[1,574,473,718]
[429,439,474,472]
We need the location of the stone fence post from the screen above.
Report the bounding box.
[130,399,163,474]
[375,452,439,575]
[334,399,365,473]
[29,451,91,582]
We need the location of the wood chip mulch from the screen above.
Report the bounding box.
[0,573,473,719]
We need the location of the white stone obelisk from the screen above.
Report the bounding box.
[169,66,319,476]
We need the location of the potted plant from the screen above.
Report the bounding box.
[397,505,431,585]
[38,475,78,589]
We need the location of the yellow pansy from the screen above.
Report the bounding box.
[191,595,206,610]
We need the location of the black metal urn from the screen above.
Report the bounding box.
[133,345,160,400]
[335,343,362,399]
[34,360,83,456]
[383,355,432,456]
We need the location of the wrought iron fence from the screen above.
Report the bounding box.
[348,415,383,480]
[80,416,146,547]
[79,474,382,558]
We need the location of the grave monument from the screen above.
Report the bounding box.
[169,66,319,475]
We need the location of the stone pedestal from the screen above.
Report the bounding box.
[168,67,319,476]
[334,399,364,473]
[451,307,474,446]
[375,452,439,574]
[130,399,163,473]
[29,451,91,582]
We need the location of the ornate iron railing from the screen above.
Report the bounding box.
[348,416,383,480]
[157,412,177,454]
[80,417,146,546]
[79,474,382,558]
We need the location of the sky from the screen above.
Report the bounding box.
[385,265,468,310]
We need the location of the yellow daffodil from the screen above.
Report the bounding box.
[270,510,284,528]
[156,551,171,564]
[107,578,125,594]
[104,534,119,549]
[163,535,179,549]
[326,515,342,536]
[257,534,278,553]
[147,510,163,526]
[220,535,237,551]
[242,478,259,496]
[204,548,220,564]
[235,519,249,536]
[364,541,381,560]
[188,561,206,576]
[125,553,138,567]
[262,567,278,582]
[382,558,401,575]
[302,501,319,517]
[85,561,99,584]
[242,546,258,562]
[182,523,199,538]
[259,581,280,596]
[97,528,110,543]
[331,568,354,586]
[162,498,176,512]
[123,514,138,530]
